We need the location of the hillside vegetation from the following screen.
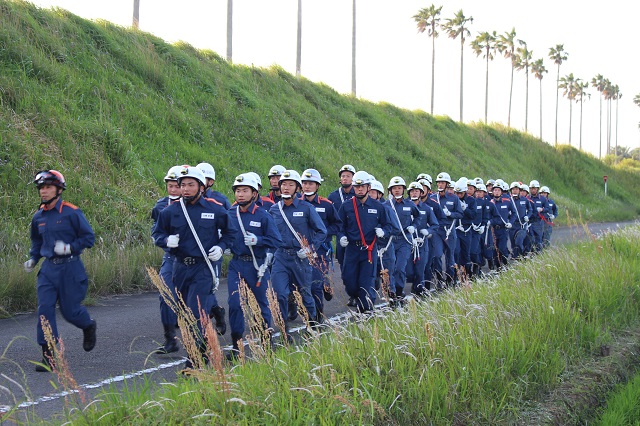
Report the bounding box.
[0,0,638,314]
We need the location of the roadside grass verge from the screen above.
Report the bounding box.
[597,371,640,425]
[43,225,640,425]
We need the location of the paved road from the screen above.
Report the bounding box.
[0,220,636,421]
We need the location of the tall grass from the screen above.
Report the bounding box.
[51,226,640,424]
[0,0,639,314]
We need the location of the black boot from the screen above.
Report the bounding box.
[35,344,53,372]
[155,324,179,354]
[347,297,357,307]
[209,305,227,335]
[287,294,298,321]
[226,332,243,361]
[82,319,97,352]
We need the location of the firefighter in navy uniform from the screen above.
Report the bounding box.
[267,165,286,204]
[337,171,394,313]
[227,173,282,359]
[151,165,183,355]
[300,169,342,321]
[153,166,236,370]
[25,170,97,372]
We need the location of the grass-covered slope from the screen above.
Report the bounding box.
[0,0,638,313]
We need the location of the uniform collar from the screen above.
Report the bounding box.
[237,202,259,214]
[41,197,63,212]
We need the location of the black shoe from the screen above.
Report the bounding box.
[35,345,53,372]
[83,320,97,352]
[323,287,333,301]
[346,297,357,307]
[287,294,299,321]
[155,325,179,354]
[209,306,227,336]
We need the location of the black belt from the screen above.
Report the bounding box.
[48,256,79,265]
[176,256,205,266]
[233,254,256,262]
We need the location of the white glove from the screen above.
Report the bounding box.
[265,252,274,266]
[477,225,485,234]
[523,216,529,222]
[537,207,543,213]
[460,201,467,211]
[420,229,429,237]
[54,240,71,255]
[244,232,258,246]
[406,226,416,234]
[443,207,451,217]
[297,248,310,259]
[257,263,268,277]
[426,232,433,239]
[224,248,231,255]
[166,234,180,248]
[340,236,349,247]
[375,227,385,238]
[549,214,555,220]
[505,222,512,229]
[456,225,464,231]
[24,259,36,273]
[487,220,491,228]
[208,246,223,261]
[415,237,424,244]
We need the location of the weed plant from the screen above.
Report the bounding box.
[54,225,640,424]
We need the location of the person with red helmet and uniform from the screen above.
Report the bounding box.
[25,170,97,372]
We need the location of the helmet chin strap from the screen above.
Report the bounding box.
[341,183,352,189]
[281,193,292,199]
[410,197,419,201]
[183,190,202,204]
[237,200,251,207]
[270,186,280,191]
[304,191,316,196]
[39,188,61,207]
[168,195,180,200]
[394,195,403,199]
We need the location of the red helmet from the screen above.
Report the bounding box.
[34,170,66,190]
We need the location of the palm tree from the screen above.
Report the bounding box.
[496,28,517,127]
[602,79,613,154]
[470,30,497,124]
[634,93,640,131]
[591,74,607,158]
[514,40,532,132]
[296,0,302,78]
[531,58,547,140]
[413,5,443,115]
[351,0,356,96]
[226,0,233,62]
[549,44,568,146]
[558,73,578,145]
[442,10,473,122]
[132,0,140,28]
[575,81,589,151]
[613,85,622,160]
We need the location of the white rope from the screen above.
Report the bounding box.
[179,198,219,292]
[277,201,305,247]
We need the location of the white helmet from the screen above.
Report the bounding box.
[352,171,372,186]
[164,165,183,182]
[529,180,540,188]
[486,179,496,186]
[436,172,451,183]
[467,179,477,188]
[407,181,424,192]
[388,176,406,189]
[196,162,216,180]
[474,177,484,185]
[370,179,384,194]
[246,172,262,188]
[416,173,431,183]
[301,168,323,184]
[454,178,467,193]
[540,186,550,194]
[339,164,356,176]
[520,184,530,193]
[279,170,302,186]
[232,173,260,192]
[510,181,521,190]
[494,178,505,188]
[178,165,206,186]
[418,178,431,190]
[268,165,286,178]
[501,181,509,191]
[476,183,487,192]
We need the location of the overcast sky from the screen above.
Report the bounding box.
[30,0,640,158]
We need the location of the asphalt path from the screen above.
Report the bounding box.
[0,220,637,422]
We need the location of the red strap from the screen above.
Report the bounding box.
[352,198,376,263]
[538,212,553,226]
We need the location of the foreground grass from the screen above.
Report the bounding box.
[597,372,640,425]
[38,225,639,425]
[1,0,639,311]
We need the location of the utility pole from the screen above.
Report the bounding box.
[351,0,356,96]
[226,0,233,62]
[132,0,140,29]
[296,0,302,78]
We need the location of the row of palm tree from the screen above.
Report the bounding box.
[412,5,628,159]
